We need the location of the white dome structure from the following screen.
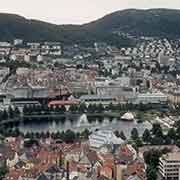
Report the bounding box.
[121,112,134,121]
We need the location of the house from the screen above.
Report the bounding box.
[115,144,137,163]
[37,165,66,180]
[122,160,145,180]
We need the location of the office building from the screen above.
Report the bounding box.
[159,152,180,180]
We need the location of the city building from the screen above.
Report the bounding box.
[48,100,80,110]
[96,86,136,101]
[133,92,167,104]
[80,95,117,106]
[89,130,124,148]
[159,152,180,180]
[168,91,180,105]
[14,39,23,46]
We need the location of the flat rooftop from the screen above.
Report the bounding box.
[162,152,180,161]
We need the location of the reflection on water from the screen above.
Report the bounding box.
[18,114,152,138]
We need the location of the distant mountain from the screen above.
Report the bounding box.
[85,9,180,38]
[1,9,180,45]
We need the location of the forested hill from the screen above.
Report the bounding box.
[0,9,180,45]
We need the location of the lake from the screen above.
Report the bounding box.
[18,114,152,138]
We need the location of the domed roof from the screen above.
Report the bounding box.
[121,112,134,120]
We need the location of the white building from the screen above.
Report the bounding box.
[0,42,11,47]
[159,152,180,180]
[24,54,30,62]
[14,39,23,46]
[80,95,117,106]
[27,42,40,49]
[121,112,134,121]
[89,130,124,148]
[111,77,130,87]
[37,54,43,62]
[134,92,167,104]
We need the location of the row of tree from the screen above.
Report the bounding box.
[21,102,168,116]
[0,106,20,120]
[0,102,170,122]
[127,122,180,149]
[0,125,91,144]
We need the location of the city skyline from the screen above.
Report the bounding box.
[1,0,180,24]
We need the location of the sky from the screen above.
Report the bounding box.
[0,0,180,24]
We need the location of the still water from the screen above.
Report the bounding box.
[18,114,152,138]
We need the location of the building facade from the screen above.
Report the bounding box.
[89,130,124,148]
[159,152,180,180]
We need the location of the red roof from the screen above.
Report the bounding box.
[48,100,80,106]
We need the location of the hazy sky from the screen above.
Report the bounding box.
[0,0,180,24]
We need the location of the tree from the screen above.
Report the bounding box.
[40,132,46,139]
[55,105,61,113]
[146,166,157,180]
[131,128,139,141]
[167,128,176,140]
[150,136,164,145]
[151,123,164,141]
[108,103,115,111]
[116,103,122,111]
[36,105,42,114]
[8,106,14,119]
[24,132,34,139]
[96,103,104,113]
[0,164,8,179]
[78,103,87,113]
[138,102,146,111]
[42,104,50,114]
[23,105,28,115]
[35,132,40,139]
[119,131,127,140]
[144,149,162,168]
[134,138,143,148]
[11,128,20,137]
[176,125,180,139]
[142,129,151,143]
[69,104,78,113]
[60,105,66,113]
[114,130,120,137]
[46,131,50,138]
[151,123,162,135]
[80,129,91,139]
[127,103,134,110]
[63,130,76,143]
[14,106,20,116]
[87,104,96,113]
[49,105,55,113]
[2,110,8,120]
